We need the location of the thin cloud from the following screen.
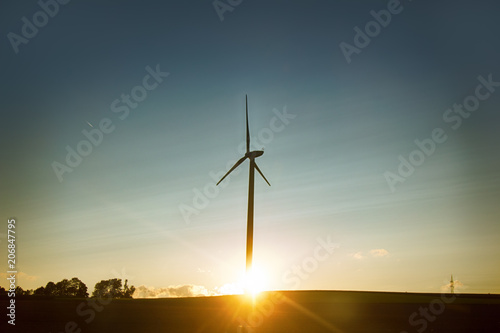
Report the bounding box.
[352,252,365,260]
[370,249,389,257]
[133,284,217,298]
[0,271,39,282]
[197,268,212,274]
[214,282,245,295]
[350,249,389,260]
[133,281,247,298]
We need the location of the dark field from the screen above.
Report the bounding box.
[2,291,499,332]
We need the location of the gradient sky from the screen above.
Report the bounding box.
[1,0,499,296]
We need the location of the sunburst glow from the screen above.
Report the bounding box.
[243,266,269,297]
[214,265,270,297]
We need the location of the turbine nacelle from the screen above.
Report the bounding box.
[246,150,264,159]
[216,95,271,187]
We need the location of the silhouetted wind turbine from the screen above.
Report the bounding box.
[216,95,271,277]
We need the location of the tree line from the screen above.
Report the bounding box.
[0,277,135,298]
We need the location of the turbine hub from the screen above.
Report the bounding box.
[246,150,264,159]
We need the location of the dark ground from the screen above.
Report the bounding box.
[1,290,499,332]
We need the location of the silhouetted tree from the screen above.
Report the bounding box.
[29,279,88,297]
[92,278,135,299]
[45,282,57,296]
[53,278,88,297]
[55,279,70,296]
[68,277,88,297]
[15,286,25,295]
[0,286,6,295]
[123,279,135,298]
[34,286,45,296]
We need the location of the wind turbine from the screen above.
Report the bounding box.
[216,95,271,277]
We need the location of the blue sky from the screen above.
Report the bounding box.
[1,0,499,296]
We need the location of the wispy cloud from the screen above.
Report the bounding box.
[133,280,249,298]
[133,284,217,298]
[214,282,245,295]
[370,249,389,257]
[197,268,212,274]
[0,271,39,281]
[350,249,390,260]
[352,252,365,260]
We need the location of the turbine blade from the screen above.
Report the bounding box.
[254,162,271,186]
[246,95,250,154]
[216,156,247,186]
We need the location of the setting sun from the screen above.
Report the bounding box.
[242,266,269,297]
[215,265,271,297]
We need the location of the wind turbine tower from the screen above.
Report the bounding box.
[216,95,271,276]
[450,275,454,294]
